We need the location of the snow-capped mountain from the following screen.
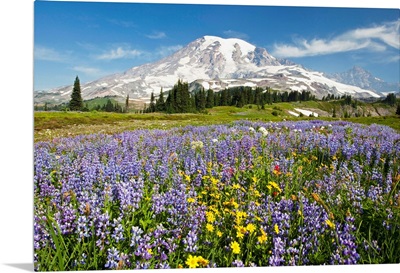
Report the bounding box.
[328,66,399,95]
[34,36,382,104]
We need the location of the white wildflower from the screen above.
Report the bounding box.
[191,140,204,150]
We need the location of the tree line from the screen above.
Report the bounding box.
[37,77,400,115]
[145,79,316,113]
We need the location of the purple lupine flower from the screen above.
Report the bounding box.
[232,259,245,267]
[183,229,198,253]
[104,247,120,269]
[111,217,124,243]
[269,237,286,266]
[76,215,89,241]
[330,214,360,265]
[95,212,110,250]
[130,226,143,247]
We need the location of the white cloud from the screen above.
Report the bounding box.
[108,19,136,28]
[72,66,102,76]
[34,46,66,62]
[96,47,143,60]
[223,30,249,40]
[272,20,400,58]
[146,31,167,39]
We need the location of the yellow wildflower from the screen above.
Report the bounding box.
[274,224,279,234]
[185,255,198,268]
[206,211,215,223]
[217,231,222,237]
[268,181,282,193]
[230,241,241,254]
[325,219,336,229]
[206,223,214,232]
[258,229,267,244]
[197,256,209,267]
[237,211,248,218]
[210,177,219,185]
[246,223,256,234]
[298,210,303,217]
[187,197,195,203]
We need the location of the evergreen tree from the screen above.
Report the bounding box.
[206,89,214,108]
[195,88,206,111]
[384,93,396,106]
[69,76,83,111]
[221,89,228,106]
[149,92,156,112]
[165,90,174,113]
[155,88,166,112]
[104,99,114,112]
[396,104,400,115]
[125,94,129,113]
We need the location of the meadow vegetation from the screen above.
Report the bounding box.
[34,102,399,142]
[34,119,400,270]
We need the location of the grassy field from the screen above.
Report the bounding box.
[34,104,400,142]
[34,102,400,269]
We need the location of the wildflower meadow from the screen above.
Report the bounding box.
[34,120,400,271]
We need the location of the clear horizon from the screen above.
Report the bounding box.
[34,1,400,91]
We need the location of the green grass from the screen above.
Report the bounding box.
[34,104,400,142]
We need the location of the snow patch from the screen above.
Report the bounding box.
[294,108,319,117]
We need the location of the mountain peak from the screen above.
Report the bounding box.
[197,35,256,56]
[34,36,383,104]
[328,66,398,93]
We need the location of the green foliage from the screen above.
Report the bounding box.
[69,76,83,111]
[383,93,396,106]
[206,89,214,108]
[155,88,166,112]
[125,94,129,113]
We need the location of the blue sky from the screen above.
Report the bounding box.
[34,0,399,90]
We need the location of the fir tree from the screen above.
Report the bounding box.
[69,76,83,111]
[221,89,228,106]
[104,99,114,112]
[149,92,156,112]
[125,94,129,113]
[195,88,206,111]
[155,88,166,112]
[206,89,214,108]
